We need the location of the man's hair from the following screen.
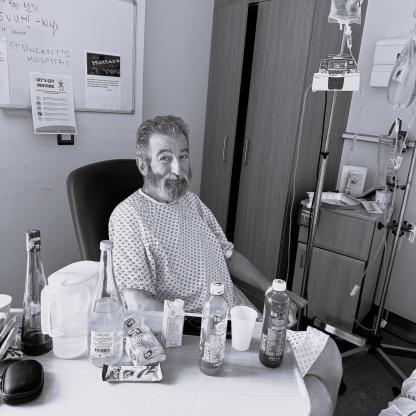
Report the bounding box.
[136,115,189,160]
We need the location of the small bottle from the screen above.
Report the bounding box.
[21,229,52,356]
[259,279,290,368]
[199,282,229,376]
[88,240,124,367]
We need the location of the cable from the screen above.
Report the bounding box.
[285,84,312,282]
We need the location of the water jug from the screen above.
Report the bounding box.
[41,261,99,359]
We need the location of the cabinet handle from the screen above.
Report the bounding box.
[222,136,229,162]
[243,138,250,165]
[300,252,305,268]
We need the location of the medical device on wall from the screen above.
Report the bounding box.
[312,53,360,91]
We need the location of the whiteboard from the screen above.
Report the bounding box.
[0,0,138,113]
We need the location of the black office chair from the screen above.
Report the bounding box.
[67,159,143,261]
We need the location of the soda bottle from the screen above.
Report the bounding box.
[21,229,52,355]
[88,240,124,367]
[259,279,290,368]
[199,282,229,376]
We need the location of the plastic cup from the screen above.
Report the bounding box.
[0,294,12,314]
[230,306,258,351]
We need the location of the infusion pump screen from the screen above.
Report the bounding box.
[328,60,347,70]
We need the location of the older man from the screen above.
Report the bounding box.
[109,115,273,314]
[109,115,342,416]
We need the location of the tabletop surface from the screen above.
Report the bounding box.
[0,312,310,416]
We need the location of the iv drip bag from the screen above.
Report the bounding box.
[328,0,363,25]
[387,25,416,111]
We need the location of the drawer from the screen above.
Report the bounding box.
[298,208,377,261]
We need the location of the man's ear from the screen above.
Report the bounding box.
[136,157,148,176]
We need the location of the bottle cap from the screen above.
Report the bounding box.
[26,229,41,252]
[210,282,224,295]
[174,299,184,309]
[100,240,113,250]
[272,279,286,291]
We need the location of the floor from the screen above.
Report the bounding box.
[334,322,416,416]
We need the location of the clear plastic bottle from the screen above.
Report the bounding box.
[259,279,290,368]
[21,229,52,356]
[88,240,124,367]
[199,282,229,376]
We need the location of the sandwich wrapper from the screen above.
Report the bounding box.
[286,327,329,377]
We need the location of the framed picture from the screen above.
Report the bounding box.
[339,165,367,196]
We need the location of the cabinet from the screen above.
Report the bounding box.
[200,0,367,279]
[292,206,384,332]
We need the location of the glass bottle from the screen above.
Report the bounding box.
[199,282,229,376]
[88,240,124,367]
[259,279,290,368]
[21,229,52,355]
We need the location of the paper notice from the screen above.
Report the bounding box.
[0,38,10,105]
[29,73,77,135]
[85,51,121,110]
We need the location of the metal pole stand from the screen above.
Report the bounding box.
[312,141,416,381]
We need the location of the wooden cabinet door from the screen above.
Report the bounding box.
[233,0,315,277]
[200,1,248,229]
[293,242,364,332]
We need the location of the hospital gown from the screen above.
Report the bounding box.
[109,189,254,312]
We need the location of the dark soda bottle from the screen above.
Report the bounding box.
[21,230,52,355]
[199,282,229,376]
[259,279,289,368]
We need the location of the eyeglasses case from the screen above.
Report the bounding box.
[0,360,44,404]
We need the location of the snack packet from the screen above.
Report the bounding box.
[124,313,166,366]
[102,364,162,382]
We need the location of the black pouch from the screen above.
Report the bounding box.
[0,360,44,404]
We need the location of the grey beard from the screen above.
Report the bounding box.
[146,168,191,202]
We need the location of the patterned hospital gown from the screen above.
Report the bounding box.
[109,189,254,312]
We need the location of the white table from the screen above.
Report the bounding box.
[1,312,310,416]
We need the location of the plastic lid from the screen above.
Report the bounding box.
[272,279,286,291]
[210,282,224,295]
[174,299,184,309]
[100,240,113,250]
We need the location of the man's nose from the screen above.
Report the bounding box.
[170,157,181,175]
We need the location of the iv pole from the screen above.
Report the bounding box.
[297,21,416,379]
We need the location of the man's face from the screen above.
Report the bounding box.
[140,133,191,203]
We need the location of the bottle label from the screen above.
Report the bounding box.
[90,331,115,358]
[261,312,288,359]
[200,315,227,367]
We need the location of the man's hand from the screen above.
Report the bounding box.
[124,288,163,311]
[288,301,298,329]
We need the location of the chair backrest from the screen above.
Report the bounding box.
[67,159,143,261]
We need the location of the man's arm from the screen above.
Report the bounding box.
[123,288,163,311]
[226,249,270,293]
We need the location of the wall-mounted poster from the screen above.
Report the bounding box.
[29,72,77,134]
[84,51,121,110]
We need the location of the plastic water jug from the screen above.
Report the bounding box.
[41,261,99,359]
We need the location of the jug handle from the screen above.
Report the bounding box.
[41,286,64,337]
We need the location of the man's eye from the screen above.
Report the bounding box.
[180,154,189,160]
[160,156,170,162]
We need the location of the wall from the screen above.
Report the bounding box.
[339,0,416,322]
[0,0,214,307]
[141,0,214,196]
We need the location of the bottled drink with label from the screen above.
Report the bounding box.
[199,282,229,376]
[259,279,290,368]
[21,229,52,356]
[88,240,124,367]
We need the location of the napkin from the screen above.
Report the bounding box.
[286,326,329,376]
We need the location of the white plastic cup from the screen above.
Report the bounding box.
[0,294,12,314]
[230,306,258,351]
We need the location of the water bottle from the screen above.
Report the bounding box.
[21,229,52,355]
[259,279,290,368]
[199,282,229,376]
[88,240,124,367]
